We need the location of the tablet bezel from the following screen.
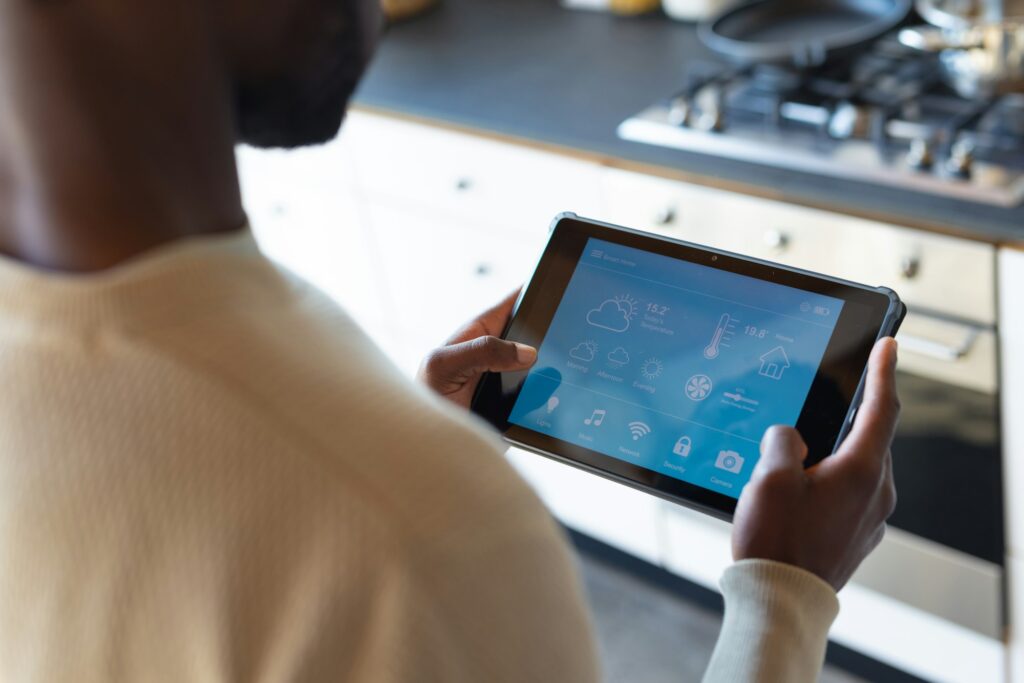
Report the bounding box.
[471,213,905,520]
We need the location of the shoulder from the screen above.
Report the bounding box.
[154,257,556,550]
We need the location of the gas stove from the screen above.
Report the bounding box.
[618,35,1024,207]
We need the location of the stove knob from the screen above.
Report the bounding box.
[764,229,790,252]
[827,102,869,140]
[900,255,921,280]
[906,138,934,171]
[668,98,692,127]
[945,140,974,179]
[695,106,724,133]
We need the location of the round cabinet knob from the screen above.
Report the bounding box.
[455,177,473,192]
[474,263,492,277]
[654,207,677,226]
[900,255,921,279]
[763,229,790,252]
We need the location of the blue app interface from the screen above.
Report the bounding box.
[509,238,844,499]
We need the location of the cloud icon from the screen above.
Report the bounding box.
[569,341,597,362]
[607,347,630,366]
[587,299,631,332]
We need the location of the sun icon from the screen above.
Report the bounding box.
[613,294,639,320]
[641,357,664,381]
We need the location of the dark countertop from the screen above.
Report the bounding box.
[354,0,1024,245]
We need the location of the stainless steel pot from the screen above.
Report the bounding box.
[899,20,1024,97]
[914,0,1024,27]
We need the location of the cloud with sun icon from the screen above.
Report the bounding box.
[569,341,598,362]
[586,295,637,333]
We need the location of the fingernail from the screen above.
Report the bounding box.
[514,343,537,364]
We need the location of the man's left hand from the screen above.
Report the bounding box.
[418,290,537,409]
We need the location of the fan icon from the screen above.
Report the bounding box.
[685,374,713,401]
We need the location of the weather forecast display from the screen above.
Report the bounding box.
[508,238,845,499]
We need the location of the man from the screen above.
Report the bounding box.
[0,0,897,680]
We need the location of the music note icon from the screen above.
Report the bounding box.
[583,409,606,427]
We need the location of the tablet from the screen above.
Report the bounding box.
[471,213,905,520]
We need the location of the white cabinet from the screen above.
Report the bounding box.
[344,110,605,237]
[362,202,547,374]
[237,139,391,342]
[1000,248,1024,682]
[601,167,997,324]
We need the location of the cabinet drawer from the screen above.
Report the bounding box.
[366,202,547,350]
[856,223,995,323]
[601,168,714,241]
[602,169,996,323]
[602,169,844,275]
[237,141,389,333]
[344,111,603,236]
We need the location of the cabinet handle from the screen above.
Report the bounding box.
[764,229,790,251]
[455,178,473,192]
[475,263,492,277]
[898,327,980,362]
[654,207,677,226]
[900,255,921,279]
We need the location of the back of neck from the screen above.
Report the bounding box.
[0,1,246,272]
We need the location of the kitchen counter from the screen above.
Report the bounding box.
[353,0,1024,245]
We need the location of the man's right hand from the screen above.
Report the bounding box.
[732,337,900,591]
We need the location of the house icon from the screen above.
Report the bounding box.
[758,347,790,380]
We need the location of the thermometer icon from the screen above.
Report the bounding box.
[704,313,737,360]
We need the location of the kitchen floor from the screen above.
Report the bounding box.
[577,547,867,683]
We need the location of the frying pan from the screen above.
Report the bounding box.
[699,0,914,67]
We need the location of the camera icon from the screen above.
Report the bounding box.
[714,450,744,474]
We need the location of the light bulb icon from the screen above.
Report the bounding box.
[546,396,560,414]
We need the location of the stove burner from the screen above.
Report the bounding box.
[979,94,1024,139]
[750,65,803,95]
[620,28,1024,206]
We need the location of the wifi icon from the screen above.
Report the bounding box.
[628,421,651,441]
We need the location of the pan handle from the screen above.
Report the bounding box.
[898,25,982,50]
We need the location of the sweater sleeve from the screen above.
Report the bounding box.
[702,559,840,683]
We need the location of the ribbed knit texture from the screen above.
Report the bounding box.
[0,228,837,682]
[703,559,840,682]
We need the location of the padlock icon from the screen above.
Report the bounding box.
[673,436,692,457]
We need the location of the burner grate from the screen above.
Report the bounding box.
[619,29,1024,206]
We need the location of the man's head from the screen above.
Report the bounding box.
[0,0,383,270]
[217,0,382,148]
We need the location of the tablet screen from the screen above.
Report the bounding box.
[507,237,845,499]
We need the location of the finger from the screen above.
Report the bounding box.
[754,425,808,477]
[421,336,536,389]
[832,337,900,466]
[447,289,522,344]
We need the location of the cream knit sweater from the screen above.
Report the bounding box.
[0,229,838,682]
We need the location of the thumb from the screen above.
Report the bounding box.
[755,426,809,477]
[421,336,536,388]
